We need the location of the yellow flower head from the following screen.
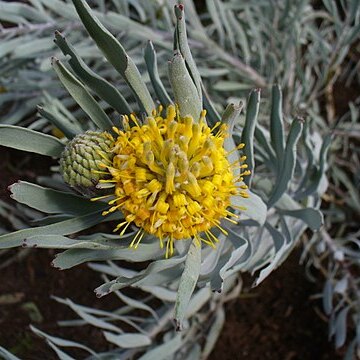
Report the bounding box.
[95,105,249,258]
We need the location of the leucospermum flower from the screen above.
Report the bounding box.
[93,105,250,257]
[93,105,250,258]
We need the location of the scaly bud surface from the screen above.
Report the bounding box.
[60,130,114,196]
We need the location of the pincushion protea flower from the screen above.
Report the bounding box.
[91,105,250,258]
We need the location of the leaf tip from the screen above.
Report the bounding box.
[8,181,19,196]
[175,320,183,332]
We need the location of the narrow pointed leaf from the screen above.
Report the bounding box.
[30,326,97,356]
[174,239,201,330]
[202,83,220,126]
[54,31,131,115]
[268,118,303,207]
[202,307,225,359]
[52,244,162,270]
[52,58,113,130]
[37,105,79,139]
[168,52,202,120]
[0,125,64,157]
[0,210,111,249]
[241,89,261,186]
[103,332,151,348]
[335,306,350,348]
[231,189,267,226]
[9,181,107,215]
[174,4,202,100]
[277,208,324,231]
[72,0,154,114]
[144,41,172,106]
[0,347,21,360]
[270,84,285,159]
[138,333,182,360]
[95,256,185,295]
[222,102,243,178]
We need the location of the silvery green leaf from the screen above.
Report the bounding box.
[213,81,254,91]
[344,339,357,360]
[136,266,184,287]
[226,233,252,271]
[23,235,131,250]
[0,2,51,23]
[88,261,133,277]
[334,277,348,295]
[0,210,113,249]
[277,208,323,231]
[138,333,182,360]
[187,344,201,360]
[185,287,211,319]
[222,102,243,177]
[254,125,277,167]
[231,189,267,226]
[335,306,350,348]
[139,285,177,302]
[144,41,172,106]
[202,307,225,359]
[241,89,260,186]
[168,52,202,120]
[45,342,75,360]
[295,133,332,199]
[174,4,202,100]
[52,296,139,324]
[0,38,25,58]
[264,222,286,252]
[52,58,113,130]
[202,83,221,126]
[103,332,151,348]
[218,237,248,281]
[268,118,303,207]
[270,84,285,161]
[37,105,80,140]
[114,290,159,321]
[200,235,226,276]
[0,125,64,157]
[174,239,201,330]
[72,0,154,115]
[30,325,97,356]
[0,347,21,360]
[95,255,185,296]
[275,193,301,211]
[323,279,333,315]
[9,181,107,215]
[254,241,293,286]
[209,251,232,292]
[65,304,123,333]
[52,242,163,270]
[54,31,131,116]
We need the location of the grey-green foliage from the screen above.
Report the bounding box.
[0,1,330,359]
[302,102,360,358]
[1,0,359,358]
[2,0,359,128]
[0,0,169,126]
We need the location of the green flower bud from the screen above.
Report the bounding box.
[59,130,114,196]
